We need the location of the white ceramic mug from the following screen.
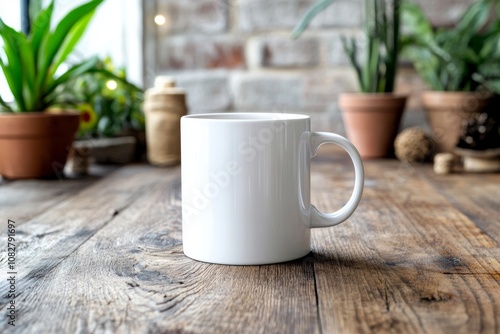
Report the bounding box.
[181,113,364,265]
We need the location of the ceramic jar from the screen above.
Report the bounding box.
[144,77,187,166]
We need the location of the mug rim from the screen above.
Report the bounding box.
[182,112,309,122]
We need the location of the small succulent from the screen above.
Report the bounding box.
[293,0,402,93]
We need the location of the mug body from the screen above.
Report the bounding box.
[181,113,311,265]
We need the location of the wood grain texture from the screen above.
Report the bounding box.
[310,159,500,334]
[0,166,174,309]
[419,168,500,244]
[0,166,318,334]
[0,165,117,225]
[0,156,499,333]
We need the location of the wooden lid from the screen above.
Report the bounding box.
[146,76,186,98]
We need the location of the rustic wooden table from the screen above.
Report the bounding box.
[1,151,499,333]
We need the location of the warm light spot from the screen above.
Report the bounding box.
[154,14,166,26]
[106,80,118,90]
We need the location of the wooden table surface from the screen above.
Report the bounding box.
[1,151,499,333]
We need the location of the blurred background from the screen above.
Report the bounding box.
[143,0,477,134]
[0,0,479,134]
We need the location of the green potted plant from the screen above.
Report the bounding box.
[69,57,146,164]
[0,0,104,179]
[71,57,145,139]
[293,0,407,158]
[401,0,500,152]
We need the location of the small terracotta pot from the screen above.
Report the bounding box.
[339,93,407,159]
[0,112,80,179]
[422,91,492,153]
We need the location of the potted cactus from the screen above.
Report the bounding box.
[0,0,104,179]
[293,0,407,158]
[401,0,500,153]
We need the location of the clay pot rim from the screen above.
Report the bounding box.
[339,92,408,101]
[0,110,79,119]
[421,90,492,98]
[339,93,408,110]
[0,111,80,138]
[422,91,493,110]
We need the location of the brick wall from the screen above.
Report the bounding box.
[144,0,476,133]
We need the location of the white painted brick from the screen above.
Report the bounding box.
[247,34,320,68]
[170,70,232,113]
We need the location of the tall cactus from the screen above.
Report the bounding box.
[292,0,401,93]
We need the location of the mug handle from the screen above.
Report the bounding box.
[308,132,364,228]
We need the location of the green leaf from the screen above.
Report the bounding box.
[0,93,13,112]
[380,0,388,45]
[292,0,402,93]
[365,0,375,38]
[402,45,444,91]
[48,9,97,80]
[1,0,105,112]
[30,1,54,63]
[401,1,434,42]
[16,35,36,109]
[479,34,500,59]
[381,0,401,93]
[291,0,335,39]
[463,48,480,63]
[473,73,500,93]
[0,19,26,110]
[478,63,500,78]
[44,56,100,106]
[487,80,500,93]
[369,38,381,93]
[341,36,363,88]
[0,59,23,111]
[447,61,466,91]
[89,68,144,93]
[29,0,44,25]
[455,0,490,38]
[0,27,36,109]
[361,0,374,92]
[438,2,490,56]
[36,0,104,96]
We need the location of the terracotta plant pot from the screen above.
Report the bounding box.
[339,93,407,159]
[0,112,80,179]
[422,92,492,153]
